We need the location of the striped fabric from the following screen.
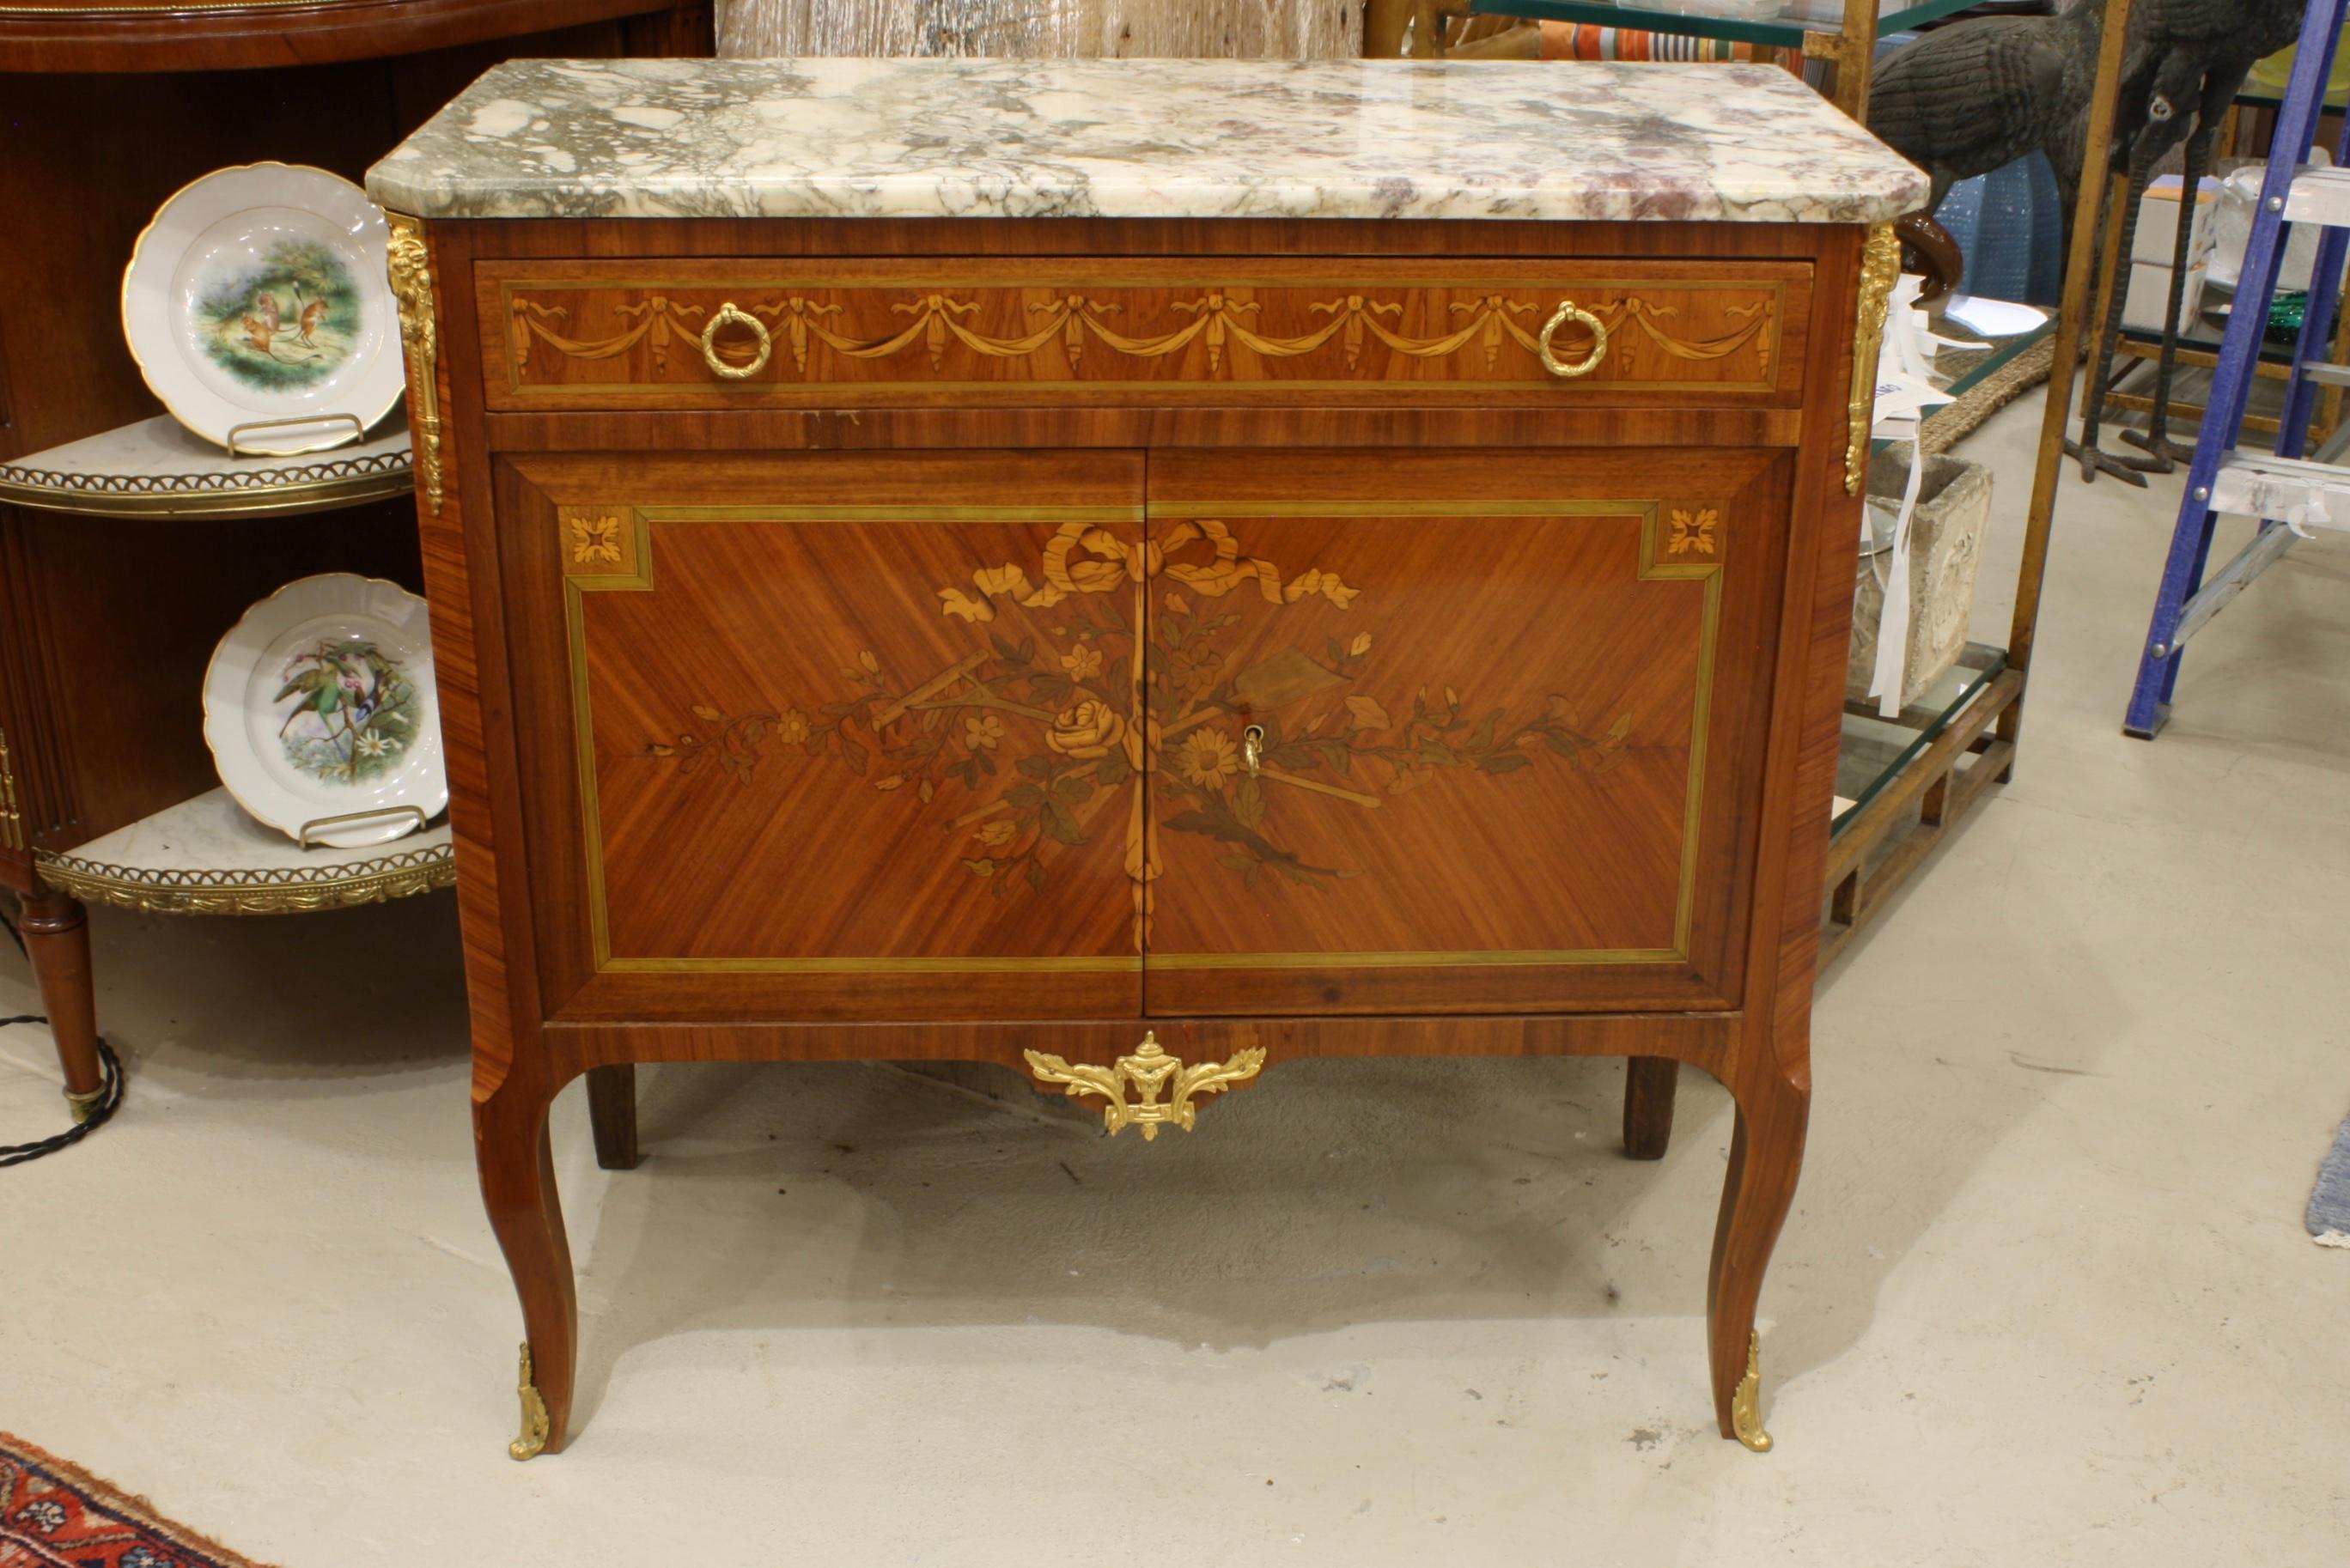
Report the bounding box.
[1537,20,1803,73]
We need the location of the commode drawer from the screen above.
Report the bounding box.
[474,255,1813,411]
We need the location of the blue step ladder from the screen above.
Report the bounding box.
[2123,0,2350,739]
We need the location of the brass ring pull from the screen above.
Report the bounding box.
[1242,724,1265,778]
[1537,300,1609,380]
[699,302,772,380]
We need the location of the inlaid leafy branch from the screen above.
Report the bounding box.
[640,514,1641,936]
[1148,598,1632,889]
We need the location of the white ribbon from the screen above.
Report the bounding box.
[1867,435,1929,718]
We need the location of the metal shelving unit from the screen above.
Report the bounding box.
[1369,0,2136,963]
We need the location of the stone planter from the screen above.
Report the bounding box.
[1848,448,1994,710]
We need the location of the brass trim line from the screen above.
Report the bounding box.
[1146,947,1683,971]
[566,498,1720,977]
[567,504,1143,976]
[642,505,1144,523]
[602,955,1136,975]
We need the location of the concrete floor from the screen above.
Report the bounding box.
[3,386,2345,1566]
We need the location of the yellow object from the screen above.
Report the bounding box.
[2247,34,2350,107]
[1023,1033,1266,1140]
[1732,1331,1774,1453]
[700,302,774,379]
[1537,299,1609,378]
[1847,222,1902,496]
[384,215,443,515]
[510,1344,551,1462]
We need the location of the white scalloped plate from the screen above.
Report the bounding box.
[204,574,445,849]
[123,162,403,456]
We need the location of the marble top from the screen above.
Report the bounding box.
[366,58,1926,225]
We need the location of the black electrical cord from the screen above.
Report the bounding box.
[0,909,125,1167]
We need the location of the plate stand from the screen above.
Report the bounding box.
[297,804,429,849]
[226,410,370,458]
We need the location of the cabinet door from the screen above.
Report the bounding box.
[1142,448,1790,1015]
[497,450,1147,1021]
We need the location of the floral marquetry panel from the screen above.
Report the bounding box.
[475,257,1812,411]
[498,450,1149,1022]
[493,446,1794,1022]
[1141,447,1794,1018]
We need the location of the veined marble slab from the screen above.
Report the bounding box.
[367,58,1926,225]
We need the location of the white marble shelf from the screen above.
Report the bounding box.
[368,57,1927,226]
[34,787,453,915]
[0,415,413,520]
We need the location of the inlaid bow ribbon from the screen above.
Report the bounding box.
[939,519,1356,623]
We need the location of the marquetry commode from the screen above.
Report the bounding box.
[367,56,1925,1458]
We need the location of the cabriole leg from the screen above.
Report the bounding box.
[476,1079,577,1458]
[1706,1055,1810,1453]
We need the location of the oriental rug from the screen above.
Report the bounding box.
[0,1432,279,1568]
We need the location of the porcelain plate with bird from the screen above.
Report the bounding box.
[123,163,405,456]
[204,574,445,848]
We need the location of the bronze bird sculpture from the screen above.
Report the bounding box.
[1868,0,2108,228]
[2085,0,2313,477]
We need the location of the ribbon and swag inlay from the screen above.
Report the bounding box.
[514,287,1777,382]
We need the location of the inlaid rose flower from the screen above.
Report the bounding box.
[1045,699,1125,760]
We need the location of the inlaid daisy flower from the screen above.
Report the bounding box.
[1177,728,1239,790]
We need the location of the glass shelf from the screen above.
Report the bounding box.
[1465,0,1979,50]
[1832,642,2006,836]
[1933,312,2055,401]
[1872,307,2056,456]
